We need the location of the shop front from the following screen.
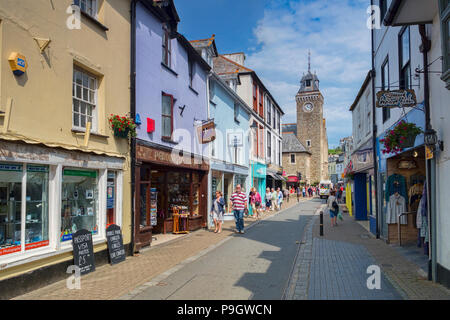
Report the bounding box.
[250,162,266,215]
[134,142,209,250]
[266,168,284,190]
[210,162,248,223]
[376,107,427,247]
[351,140,375,233]
[0,140,126,275]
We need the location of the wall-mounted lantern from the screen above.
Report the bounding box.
[8,52,28,76]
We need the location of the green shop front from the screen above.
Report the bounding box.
[250,162,266,214]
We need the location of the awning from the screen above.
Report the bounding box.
[267,171,286,181]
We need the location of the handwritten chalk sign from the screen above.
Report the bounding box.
[72,229,96,275]
[106,224,126,265]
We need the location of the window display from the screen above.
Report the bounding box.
[106,171,116,228]
[167,171,190,218]
[25,166,49,250]
[0,164,23,256]
[0,163,50,256]
[61,168,99,242]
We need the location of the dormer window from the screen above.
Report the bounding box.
[305,80,311,87]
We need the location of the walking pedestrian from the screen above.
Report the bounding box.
[302,186,306,198]
[265,188,272,212]
[271,188,278,210]
[211,191,225,233]
[284,188,289,203]
[277,187,284,210]
[250,187,262,219]
[248,188,255,218]
[229,184,248,234]
[296,186,301,202]
[327,190,339,227]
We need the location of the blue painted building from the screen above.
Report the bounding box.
[189,36,252,224]
[132,0,212,249]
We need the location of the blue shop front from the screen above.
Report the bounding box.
[375,105,428,247]
[250,162,266,215]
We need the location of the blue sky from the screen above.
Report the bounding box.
[176,0,372,148]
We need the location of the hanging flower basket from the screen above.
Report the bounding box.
[108,114,137,139]
[380,120,422,155]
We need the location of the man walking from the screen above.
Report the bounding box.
[230,184,248,234]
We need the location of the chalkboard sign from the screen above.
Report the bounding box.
[72,229,95,275]
[106,224,126,265]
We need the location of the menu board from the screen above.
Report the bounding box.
[106,224,126,265]
[72,229,95,275]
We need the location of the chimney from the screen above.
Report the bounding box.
[222,52,246,66]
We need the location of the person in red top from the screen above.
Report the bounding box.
[230,184,248,234]
[250,187,262,220]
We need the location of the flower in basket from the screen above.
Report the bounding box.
[381,121,423,155]
[108,114,137,138]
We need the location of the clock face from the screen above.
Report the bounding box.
[303,103,314,112]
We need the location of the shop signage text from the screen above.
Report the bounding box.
[376,90,417,109]
[106,224,126,265]
[72,229,96,275]
[196,120,216,144]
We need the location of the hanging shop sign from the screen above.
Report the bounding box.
[8,52,28,76]
[106,224,126,265]
[287,176,299,183]
[426,146,434,160]
[196,120,216,144]
[376,89,417,109]
[72,229,96,275]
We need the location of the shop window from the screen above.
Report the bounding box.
[162,93,174,139]
[61,168,99,242]
[167,172,191,219]
[73,0,97,18]
[73,67,97,131]
[139,184,148,228]
[106,171,116,228]
[0,163,49,257]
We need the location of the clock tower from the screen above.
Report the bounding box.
[296,54,329,183]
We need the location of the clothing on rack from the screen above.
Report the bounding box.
[410,173,426,187]
[409,182,423,229]
[387,193,407,225]
[385,174,408,206]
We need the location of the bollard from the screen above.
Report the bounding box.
[320,211,324,236]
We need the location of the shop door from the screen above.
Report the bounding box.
[224,178,230,209]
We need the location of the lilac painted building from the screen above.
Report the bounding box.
[132,0,212,250]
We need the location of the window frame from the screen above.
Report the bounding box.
[162,25,171,67]
[72,67,98,132]
[73,0,98,19]
[290,154,296,164]
[188,57,194,88]
[266,99,271,127]
[381,56,391,123]
[253,81,258,111]
[439,0,450,88]
[161,93,174,139]
[259,89,264,118]
[267,131,272,163]
[399,26,411,90]
[380,0,387,22]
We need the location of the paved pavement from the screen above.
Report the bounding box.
[121,199,321,300]
[12,195,309,300]
[284,201,450,300]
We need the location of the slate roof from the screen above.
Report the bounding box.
[213,54,253,75]
[189,34,218,57]
[282,133,310,154]
[298,71,320,94]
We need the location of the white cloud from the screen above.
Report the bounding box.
[245,0,371,146]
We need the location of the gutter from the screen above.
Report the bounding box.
[370,0,380,239]
[384,0,403,26]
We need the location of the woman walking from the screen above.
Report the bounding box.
[327,190,339,227]
[277,187,284,210]
[211,191,225,233]
[250,187,262,219]
[265,188,272,212]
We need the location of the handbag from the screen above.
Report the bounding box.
[338,212,344,221]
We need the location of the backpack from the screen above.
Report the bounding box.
[332,199,339,212]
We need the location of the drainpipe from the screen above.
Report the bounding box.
[370,0,380,239]
[419,24,436,282]
[130,0,137,254]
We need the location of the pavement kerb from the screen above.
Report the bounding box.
[283,203,326,300]
[120,199,311,300]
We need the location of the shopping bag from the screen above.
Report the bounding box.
[337,212,344,221]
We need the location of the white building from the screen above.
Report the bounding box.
[374,0,450,288]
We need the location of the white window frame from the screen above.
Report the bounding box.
[72,67,98,133]
[290,153,296,164]
[73,0,98,19]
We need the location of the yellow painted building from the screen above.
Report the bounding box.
[0,0,131,298]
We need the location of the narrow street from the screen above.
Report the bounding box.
[122,200,321,300]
